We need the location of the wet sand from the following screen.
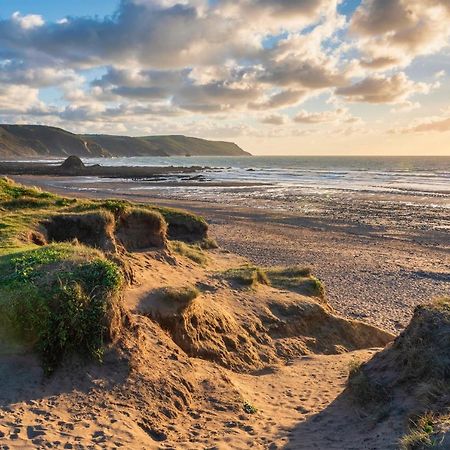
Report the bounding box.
[8,174,450,333]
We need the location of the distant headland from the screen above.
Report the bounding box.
[0,124,251,159]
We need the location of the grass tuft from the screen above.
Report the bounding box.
[266,266,325,298]
[161,285,199,304]
[400,413,449,450]
[170,241,207,265]
[223,265,270,289]
[243,401,258,414]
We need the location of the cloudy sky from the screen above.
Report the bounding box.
[0,0,449,155]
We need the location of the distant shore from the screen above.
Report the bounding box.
[8,174,450,334]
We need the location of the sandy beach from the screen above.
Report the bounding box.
[9,174,450,333]
[0,174,448,449]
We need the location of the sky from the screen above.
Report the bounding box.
[0,0,449,155]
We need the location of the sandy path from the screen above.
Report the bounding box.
[189,349,400,450]
[2,350,397,449]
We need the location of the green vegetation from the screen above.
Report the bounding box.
[243,401,258,414]
[0,124,249,158]
[0,244,123,374]
[0,177,212,373]
[400,413,449,450]
[170,241,208,265]
[266,266,325,298]
[223,265,270,288]
[161,285,199,304]
[222,264,325,297]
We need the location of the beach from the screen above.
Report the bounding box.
[1,172,449,449]
[9,173,450,334]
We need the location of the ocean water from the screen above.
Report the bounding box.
[75,155,450,197]
[19,156,449,217]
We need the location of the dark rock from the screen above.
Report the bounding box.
[59,155,85,172]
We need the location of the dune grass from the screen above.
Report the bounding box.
[222,264,325,297]
[0,177,211,372]
[400,413,450,450]
[161,285,200,305]
[266,266,325,298]
[170,240,208,265]
[0,243,123,374]
[223,265,270,288]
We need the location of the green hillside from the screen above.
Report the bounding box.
[0,125,250,158]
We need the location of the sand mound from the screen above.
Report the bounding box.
[135,255,393,372]
[42,211,117,252]
[161,209,208,242]
[350,299,449,397]
[347,299,450,449]
[41,209,168,253]
[116,208,167,250]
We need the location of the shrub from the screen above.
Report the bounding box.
[0,256,123,374]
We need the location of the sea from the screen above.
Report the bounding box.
[75,155,450,197]
[16,155,450,215]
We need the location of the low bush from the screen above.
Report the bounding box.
[0,248,123,374]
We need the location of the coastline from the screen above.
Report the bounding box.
[9,174,450,334]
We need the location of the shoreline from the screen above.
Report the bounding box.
[7,174,450,334]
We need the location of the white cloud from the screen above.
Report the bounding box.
[0,84,42,113]
[350,0,450,69]
[392,113,450,134]
[0,0,448,145]
[11,11,44,30]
